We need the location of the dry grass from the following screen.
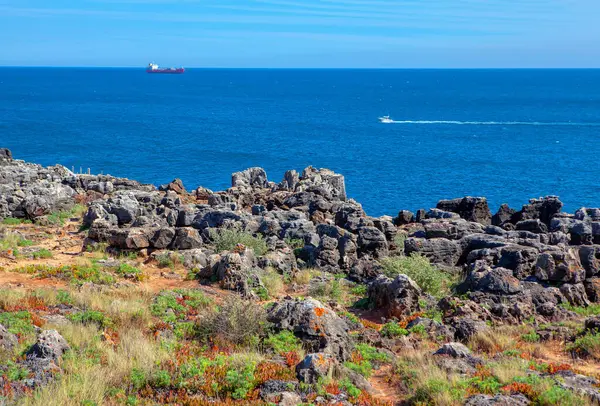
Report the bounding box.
[259,267,284,298]
[26,316,168,406]
[294,268,317,285]
[468,327,521,355]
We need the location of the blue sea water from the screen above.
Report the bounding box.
[1,68,600,217]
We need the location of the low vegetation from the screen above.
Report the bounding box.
[380,254,455,297]
[211,228,268,256]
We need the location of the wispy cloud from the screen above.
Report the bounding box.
[0,4,562,34]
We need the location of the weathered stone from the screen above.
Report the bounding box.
[368,275,421,319]
[452,318,489,342]
[465,394,530,406]
[295,353,334,384]
[26,330,70,361]
[405,237,461,266]
[535,249,585,283]
[0,148,12,161]
[434,342,471,358]
[394,210,415,225]
[267,298,353,361]
[232,167,269,189]
[159,178,186,194]
[150,227,176,249]
[585,278,600,302]
[492,204,516,227]
[515,219,548,234]
[436,196,491,225]
[560,283,590,307]
[579,245,600,277]
[463,267,522,295]
[357,226,388,259]
[0,323,17,351]
[170,228,203,250]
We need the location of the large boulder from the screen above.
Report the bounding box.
[170,228,203,250]
[405,237,462,266]
[267,298,353,361]
[513,196,563,226]
[492,204,516,227]
[579,246,600,277]
[0,323,17,351]
[0,148,12,162]
[296,166,347,201]
[463,266,522,295]
[436,197,491,225]
[535,249,585,283]
[232,167,269,189]
[295,353,334,384]
[465,394,530,406]
[214,249,259,296]
[26,330,70,361]
[357,226,389,259]
[368,274,421,318]
[394,210,415,226]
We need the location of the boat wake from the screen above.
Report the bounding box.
[386,120,600,126]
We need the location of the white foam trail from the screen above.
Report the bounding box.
[387,120,600,126]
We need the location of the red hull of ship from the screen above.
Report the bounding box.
[146,68,185,74]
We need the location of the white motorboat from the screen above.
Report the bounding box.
[379,115,394,123]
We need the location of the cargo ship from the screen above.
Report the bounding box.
[146,63,185,74]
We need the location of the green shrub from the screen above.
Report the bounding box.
[116,263,145,281]
[0,232,33,251]
[225,364,256,399]
[380,254,453,297]
[130,368,147,390]
[56,290,74,305]
[339,378,361,397]
[47,204,87,226]
[537,384,580,406]
[17,239,34,247]
[394,232,407,250]
[560,303,600,316]
[344,359,373,378]
[409,324,427,337]
[156,253,175,269]
[211,228,268,256]
[381,322,409,338]
[412,378,452,403]
[2,218,25,225]
[468,376,501,395]
[344,344,389,378]
[350,284,367,296]
[521,331,541,343]
[199,296,267,346]
[32,248,53,259]
[309,278,345,302]
[152,370,171,388]
[355,343,390,363]
[68,310,112,328]
[0,311,34,336]
[6,361,30,381]
[285,238,304,250]
[566,332,600,359]
[264,330,301,354]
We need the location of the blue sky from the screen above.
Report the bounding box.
[0,0,598,67]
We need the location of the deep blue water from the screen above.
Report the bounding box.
[1,68,600,217]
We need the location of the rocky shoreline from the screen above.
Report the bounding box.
[2,147,600,405]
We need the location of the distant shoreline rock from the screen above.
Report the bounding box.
[3,146,600,332]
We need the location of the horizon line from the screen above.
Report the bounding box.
[1,65,600,70]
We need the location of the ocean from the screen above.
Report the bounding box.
[1,68,599,217]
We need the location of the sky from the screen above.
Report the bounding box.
[0,0,599,68]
